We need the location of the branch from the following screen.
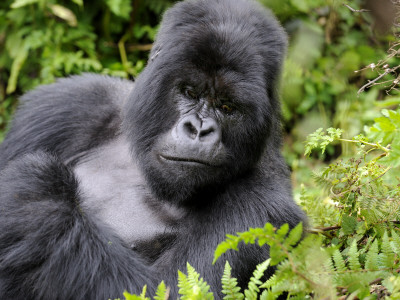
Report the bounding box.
[343,4,370,13]
[308,226,341,233]
[357,69,391,95]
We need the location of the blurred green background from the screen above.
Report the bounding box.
[0,0,398,192]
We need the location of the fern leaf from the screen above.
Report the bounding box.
[323,255,335,273]
[214,223,292,263]
[276,223,289,239]
[259,290,279,300]
[178,263,214,300]
[332,249,347,272]
[252,259,271,282]
[283,222,303,249]
[123,286,150,300]
[379,231,395,269]
[243,259,271,300]
[213,235,241,264]
[365,240,379,271]
[154,281,168,300]
[391,229,400,256]
[260,274,278,289]
[348,240,361,271]
[221,261,244,300]
[244,285,258,300]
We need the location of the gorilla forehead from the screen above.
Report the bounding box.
[152,0,287,81]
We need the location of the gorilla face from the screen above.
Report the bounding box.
[124,0,287,202]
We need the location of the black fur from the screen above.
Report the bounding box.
[0,0,306,299]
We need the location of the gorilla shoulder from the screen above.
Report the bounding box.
[0,74,134,166]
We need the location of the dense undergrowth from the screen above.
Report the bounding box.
[2,0,400,299]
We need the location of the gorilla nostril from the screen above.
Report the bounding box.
[199,127,214,138]
[183,122,198,139]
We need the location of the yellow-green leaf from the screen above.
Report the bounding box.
[48,4,77,27]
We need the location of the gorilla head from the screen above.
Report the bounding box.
[125,0,287,202]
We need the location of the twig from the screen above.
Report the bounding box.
[309,226,341,233]
[369,277,383,285]
[127,44,153,51]
[343,4,370,13]
[357,69,392,95]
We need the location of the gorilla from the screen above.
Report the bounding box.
[0,0,306,299]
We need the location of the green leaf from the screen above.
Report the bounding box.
[71,0,83,6]
[375,98,400,107]
[341,216,357,235]
[221,261,244,300]
[48,4,77,27]
[178,263,214,300]
[365,240,379,271]
[379,231,395,268]
[123,286,150,300]
[10,0,38,9]
[6,48,28,94]
[348,240,361,271]
[391,230,400,256]
[104,0,132,19]
[283,222,303,249]
[154,281,168,300]
[332,249,346,272]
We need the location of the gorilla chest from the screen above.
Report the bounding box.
[73,137,184,251]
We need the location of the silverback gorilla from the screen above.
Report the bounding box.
[0,0,306,299]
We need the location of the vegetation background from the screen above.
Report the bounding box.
[2,0,400,298]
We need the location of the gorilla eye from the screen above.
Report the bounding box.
[220,104,234,114]
[184,87,198,100]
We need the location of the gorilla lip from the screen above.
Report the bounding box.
[159,154,217,167]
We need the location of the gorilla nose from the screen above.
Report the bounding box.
[177,115,220,143]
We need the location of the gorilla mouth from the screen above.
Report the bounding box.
[159,154,218,167]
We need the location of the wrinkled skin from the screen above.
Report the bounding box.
[0,0,306,299]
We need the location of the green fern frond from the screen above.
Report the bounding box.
[259,289,279,300]
[304,127,343,156]
[123,286,150,300]
[379,231,395,269]
[310,171,333,190]
[323,255,335,273]
[154,281,168,300]
[283,223,303,250]
[276,224,290,239]
[178,263,214,300]
[332,249,347,272]
[252,259,271,282]
[221,261,244,300]
[260,274,278,290]
[214,223,303,264]
[365,240,379,271]
[391,229,400,256]
[348,241,361,271]
[244,259,271,300]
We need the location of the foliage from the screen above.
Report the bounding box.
[221,262,244,300]
[177,264,214,300]
[275,0,397,174]
[0,0,175,140]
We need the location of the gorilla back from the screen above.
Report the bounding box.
[0,0,306,299]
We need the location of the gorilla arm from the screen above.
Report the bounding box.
[0,75,160,299]
[0,151,159,299]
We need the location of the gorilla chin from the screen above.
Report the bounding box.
[0,0,306,299]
